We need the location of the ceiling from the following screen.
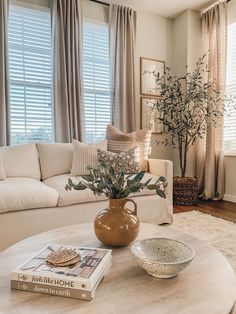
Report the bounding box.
[106,0,214,18]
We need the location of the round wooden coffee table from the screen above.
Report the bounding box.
[0,223,235,314]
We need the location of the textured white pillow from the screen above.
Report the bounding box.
[0,153,6,181]
[1,143,41,180]
[37,143,73,180]
[71,139,107,176]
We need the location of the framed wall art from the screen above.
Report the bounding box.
[141,97,164,134]
[140,57,165,97]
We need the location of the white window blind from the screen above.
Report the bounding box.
[8,4,54,144]
[224,21,236,154]
[83,20,111,143]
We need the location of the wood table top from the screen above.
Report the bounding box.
[0,223,235,314]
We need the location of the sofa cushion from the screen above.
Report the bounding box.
[0,143,41,180]
[71,139,107,176]
[106,124,151,171]
[0,152,6,180]
[44,173,157,207]
[97,148,140,174]
[0,178,59,214]
[44,174,106,207]
[37,143,73,180]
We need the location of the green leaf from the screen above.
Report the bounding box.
[158,176,166,182]
[127,179,132,186]
[109,167,115,177]
[73,183,87,191]
[147,184,158,190]
[81,175,94,182]
[65,184,71,191]
[133,171,145,182]
[68,178,75,186]
[156,189,166,198]
[143,178,152,186]
[97,182,106,190]
[117,171,125,186]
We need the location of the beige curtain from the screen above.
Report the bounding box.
[196,2,227,200]
[51,0,83,142]
[0,0,10,146]
[109,4,136,133]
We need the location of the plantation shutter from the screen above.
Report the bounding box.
[83,20,111,143]
[8,4,53,144]
[224,21,236,154]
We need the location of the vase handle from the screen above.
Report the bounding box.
[124,198,137,216]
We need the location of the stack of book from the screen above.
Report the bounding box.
[11,243,112,301]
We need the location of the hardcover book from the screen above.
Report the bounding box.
[11,261,112,301]
[11,244,112,291]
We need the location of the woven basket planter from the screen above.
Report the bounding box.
[173,177,198,206]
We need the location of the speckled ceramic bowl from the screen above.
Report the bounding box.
[130,238,195,278]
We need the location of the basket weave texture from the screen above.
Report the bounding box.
[173,177,198,206]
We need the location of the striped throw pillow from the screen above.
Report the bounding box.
[106,124,151,171]
[71,139,107,176]
[0,152,6,181]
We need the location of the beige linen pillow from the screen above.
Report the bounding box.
[1,143,41,180]
[37,143,73,180]
[0,152,6,180]
[106,124,151,171]
[71,139,107,176]
[97,148,140,174]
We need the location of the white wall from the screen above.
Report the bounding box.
[228,0,236,21]
[135,10,173,161]
[171,9,202,177]
[172,11,188,77]
[171,11,188,176]
[83,0,108,22]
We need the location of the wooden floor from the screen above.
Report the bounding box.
[174,200,236,223]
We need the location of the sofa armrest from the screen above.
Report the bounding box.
[148,158,173,212]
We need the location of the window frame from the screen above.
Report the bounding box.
[224,17,236,156]
[82,17,111,143]
[8,1,54,145]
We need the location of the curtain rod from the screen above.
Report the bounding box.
[89,0,109,6]
[88,0,231,12]
[201,0,231,14]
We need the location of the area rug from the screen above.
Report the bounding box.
[173,210,236,271]
[173,210,236,313]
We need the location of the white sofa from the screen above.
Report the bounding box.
[0,142,173,251]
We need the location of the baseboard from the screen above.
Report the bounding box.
[224,194,236,203]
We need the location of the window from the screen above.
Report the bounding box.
[83,20,111,143]
[8,4,53,144]
[224,21,236,154]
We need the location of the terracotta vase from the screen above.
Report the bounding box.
[94,198,140,247]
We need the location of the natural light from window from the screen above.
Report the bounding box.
[224,21,236,155]
[8,4,54,144]
[83,20,111,143]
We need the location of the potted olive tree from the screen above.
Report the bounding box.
[151,55,232,205]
